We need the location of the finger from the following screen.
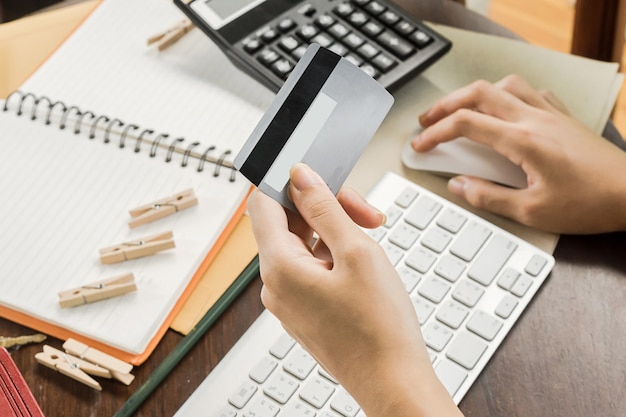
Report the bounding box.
[289,163,365,251]
[411,109,525,166]
[247,189,309,260]
[539,89,570,115]
[494,74,555,111]
[337,187,386,229]
[418,79,528,128]
[447,175,527,219]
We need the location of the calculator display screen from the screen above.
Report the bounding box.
[191,0,266,29]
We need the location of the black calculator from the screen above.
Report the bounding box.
[174,0,452,93]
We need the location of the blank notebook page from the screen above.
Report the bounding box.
[0,107,249,355]
[19,0,275,159]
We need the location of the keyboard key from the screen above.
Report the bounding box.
[405,246,437,273]
[525,254,548,276]
[395,20,415,36]
[451,280,484,308]
[510,275,533,297]
[409,30,433,48]
[371,53,397,72]
[496,268,520,291]
[361,20,384,37]
[383,205,403,227]
[495,295,519,319]
[446,332,487,370]
[418,276,450,304]
[283,401,317,416]
[215,406,237,417]
[405,195,442,229]
[436,208,467,233]
[269,333,296,359]
[328,42,349,56]
[228,381,257,409]
[398,266,422,292]
[364,1,386,15]
[449,221,491,261]
[434,255,466,283]
[468,235,517,286]
[330,389,360,417]
[394,186,419,208]
[389,223,420,249]
[244,397,279,417]
[423,322,453,351]
[436,300,469,329]
[410,295,435,324]
[284,348,317,380]
[300,377,335,409]
[328,22,350,38]
[379,10,400,25]
[318,367,338,384]
[382,242,404,266]
[467,310,503,341]
[367,227,386,242]
[315,13,336,28]
[421,227,452,253]
[264,371,299,404]
[249,356,278,383]
[435,359,468,397]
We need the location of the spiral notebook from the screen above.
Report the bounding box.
[0,0,275,365]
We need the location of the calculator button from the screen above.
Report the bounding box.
[260,27,280,43]
[328,43,349,56]
[409,30,434,48]
[257,48,280,66]
[296,24,319,41]
[298,4,316,17]
[360,62,380,78]
[361,20,384,37]
[347,11,369,27]
[278,36,300,53]
[356,42,379,59]
[379,10,400,26]
[315,13,336,29]
[344,33,365,49]
[371,52,397,73]
[277,18,296,33]
[271,59,294,79]
[334,3,355,18]
[328,22,350,39]
[291,45,308,60]
[344,53,363,67]
[311,33,334,48]
[364,1,386,16]
[395,20,415,36]
[377,31,415,59]
[242,37,263,54]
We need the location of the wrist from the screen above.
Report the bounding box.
[342,349,463,417]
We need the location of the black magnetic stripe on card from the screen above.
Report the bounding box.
[239,47,340,185]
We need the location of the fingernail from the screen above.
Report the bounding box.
[290,163,323,191]
[419,110,431,126]
[448,177,466,196]
[379,212,388,227]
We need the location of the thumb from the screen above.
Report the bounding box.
[289,163,364,251]
[448,175,522,218]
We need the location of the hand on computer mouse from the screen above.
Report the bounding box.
[410,74,626,234]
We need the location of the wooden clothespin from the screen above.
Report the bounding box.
[99,231,175,264]
[35,345,111,391]
[58,273,137,308]
[128,188,198,228]
[63,338,134,385]
[147,18,194,51]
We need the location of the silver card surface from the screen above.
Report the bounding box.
[234,43,394,211]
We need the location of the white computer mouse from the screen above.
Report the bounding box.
[401,136,528,188]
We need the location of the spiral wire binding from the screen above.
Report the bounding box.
[2,91,237,180]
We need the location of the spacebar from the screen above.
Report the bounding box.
[468,235,517,286]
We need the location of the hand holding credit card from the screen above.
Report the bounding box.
[234,44,394,211]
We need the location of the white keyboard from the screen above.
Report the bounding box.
[175,172,555,417]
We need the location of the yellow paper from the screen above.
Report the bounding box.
[0,0,99,97]
[171,215,258,335]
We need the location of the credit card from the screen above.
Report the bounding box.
[234,43,394,211]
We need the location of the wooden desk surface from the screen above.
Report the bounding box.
[1,1,625,416]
